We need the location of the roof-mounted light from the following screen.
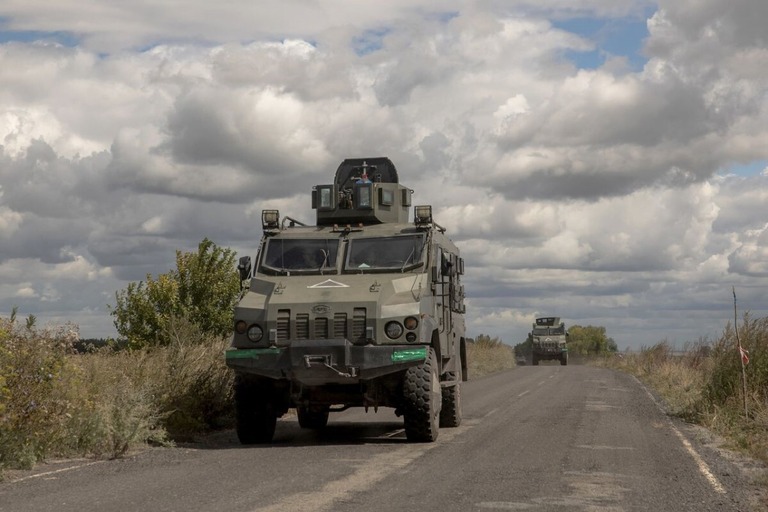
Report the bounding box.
[414,205,433,227]
[262,209,280,231]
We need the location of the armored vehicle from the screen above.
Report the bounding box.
[528,317,568,365]
[225,157,467,443]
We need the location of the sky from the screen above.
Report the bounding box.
[0,0,767,351]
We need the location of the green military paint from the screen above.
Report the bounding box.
[391,346,427,363]
[225,348,281,360]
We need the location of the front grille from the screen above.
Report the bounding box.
[274,308,367,342]
[333,313,347,338]
[352,308,366,341]
[537,337,563,349]
[296,314,309,339]
[315,317,328,338]
[277,309,290,341]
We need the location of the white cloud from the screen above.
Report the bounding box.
[0,206,23,237]
[15,285,37,298]
[0,0,767,347]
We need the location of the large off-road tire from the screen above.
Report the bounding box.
[403,348,442,442]
[439,371,462,428]
[560,353,568,366]
[234,375,277,444]
[297,405,330,430]
[532,354,540,366]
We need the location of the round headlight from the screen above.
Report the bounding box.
[247,324,264,342]
[235,320,247,334]
[404,316,419,330]
[385,321,404,340]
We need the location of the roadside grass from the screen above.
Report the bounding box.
[599,314,768,464]
[0,316,232,476]
[22,312,763,474]
[466,336,517,379]
[1,319,517,476]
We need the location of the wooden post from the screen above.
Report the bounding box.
[733,286,748,418]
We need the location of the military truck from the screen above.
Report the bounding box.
[528,317,568,366]
[225,157,467,443]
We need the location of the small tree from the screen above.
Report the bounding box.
[567,325,618,356]
[514,338,532,358]
[471,333,504,349]
[110,238,240,348]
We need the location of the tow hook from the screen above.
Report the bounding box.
[303,355,358,378]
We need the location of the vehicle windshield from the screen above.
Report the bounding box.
[345,234,425,272]
[532,326,565,336]
[261,238,339,274]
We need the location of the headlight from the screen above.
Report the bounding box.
[385,321,404,340]
[404,316,419,330]
[235,320,247,334]
[247,324,264,342]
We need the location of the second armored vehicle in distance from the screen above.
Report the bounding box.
[528,317,569,366]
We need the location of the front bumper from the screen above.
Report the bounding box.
[535,346,567,355]
[225,339,428,385]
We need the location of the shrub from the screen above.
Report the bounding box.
[0,318,84,470]
[466,335,516,378]
[140,317,234,439]
[110,238,240,348]
[600,313,768,464]
[0,311,234,473]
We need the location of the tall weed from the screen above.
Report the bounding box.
[0,314,233,473]
[467,338,516,378]
[141,317,234,439]
[602,313,768,464]
[0,319,84,469]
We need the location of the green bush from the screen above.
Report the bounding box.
[110,238,240,349]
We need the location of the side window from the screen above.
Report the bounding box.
[441,250,455,277]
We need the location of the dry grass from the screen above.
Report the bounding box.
[466,337,517,379]
[2,315,513,475]
[0,316,232,474]
[600,315,768,465]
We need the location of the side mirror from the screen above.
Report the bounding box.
[237,256,252,286]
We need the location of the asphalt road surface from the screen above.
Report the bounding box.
[2,365,765,511]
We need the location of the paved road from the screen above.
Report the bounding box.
[1,365,765,511]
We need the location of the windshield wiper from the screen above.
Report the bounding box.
[318,249,330,275]
[400,247,416,273]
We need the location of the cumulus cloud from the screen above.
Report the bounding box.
[0,0,766,347]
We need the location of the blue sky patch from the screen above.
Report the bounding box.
[0,23,80,47]
[0,31,79,47]
[553,12,652,71]
[352,27,391,56]
[723,160,768,177]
